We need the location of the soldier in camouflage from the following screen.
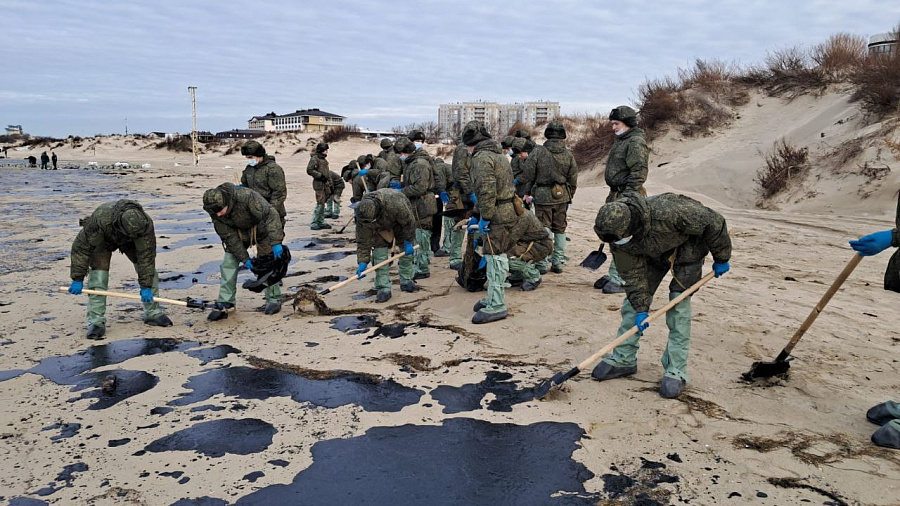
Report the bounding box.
[396,136,437,280]
[306,142,333,230]
[506,210,552,291]
[203,183,286,319]
[510,137,535,204]
[595,106,650,294]
[445,124,480,270]
[591,193,731,398]
[240,140,287,227]
[377,137,402,185]
[848,192,900,449]
[325,170,345,219]
[521,120,578,274]
[354,189,420,303]
[465,121,518,324]
[357,153,391,190]
[67,200,172,339]
[433,156,454,257]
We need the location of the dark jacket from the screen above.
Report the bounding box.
[241,155,287,219]
[70,200,157,287]
[471,140,517,226]
[605,127,648,201]
[208,183,284,263]
[886,194,900,292]
[306,152,333,192]
[356,189,417,264]
[377,148,402,182]
[400,149,437,222]
[522,139,578,205]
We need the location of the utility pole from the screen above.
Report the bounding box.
[188,86,199,167]
[125,116,128,136]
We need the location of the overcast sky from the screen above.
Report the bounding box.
[2,0,899,137]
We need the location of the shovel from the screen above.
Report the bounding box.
[743,254,863,381]
[336,215,355,234]
[58,287,216,310]
[533,270,715,399]
[580,244,608,270]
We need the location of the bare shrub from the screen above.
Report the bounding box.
[224,140,245,156]
[155,136,192,153]
[827,136,865,169]
[322,124,361,144]
[571,117,616,169]
[435,144,455,157]
[677,91,735,136]
[507,121,537,138]
[812,33,867,81]
[636,76,681,136]
[755,139,810,198]
[391,121,444,143]
[759,46,828,98]
[850,25,900,117]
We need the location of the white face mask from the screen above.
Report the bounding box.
[507,150,514,157]
[614,236,632,245]
[364,164,371,170]
[414,142,423,150]
[614,129,627,137]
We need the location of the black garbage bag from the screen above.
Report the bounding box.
[242,245,292,293]
[456,234,486,292]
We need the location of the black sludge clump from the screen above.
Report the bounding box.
[168,366,423,413]
[430,371,536,413]
[145,418,276,458]
[232,418,599,506]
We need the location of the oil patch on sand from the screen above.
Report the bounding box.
[430,371,537,413]
[229,418,598,505]
[144,418,277,458]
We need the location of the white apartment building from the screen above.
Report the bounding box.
[247,109,345,133]
[438,101,560,138]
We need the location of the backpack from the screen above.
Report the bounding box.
[456,234,486,292]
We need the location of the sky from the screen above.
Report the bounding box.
[2,0,899,137]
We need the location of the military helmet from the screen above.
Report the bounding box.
[203,188,229,215]
[461,120,491,147]
[511,137,534,154]
[356,154,369,167]
[609,105,638,128]
[380,138,393,149]
[240,140,266,157]
[356,197,381,223]
[316,142,329,153]
[408,130,426,142]
[117,208,150,238]
[544,120,567,140]
[394,136,416,154]
[501,136,514,149]
[514,129,532,140]
[594,202,631,243]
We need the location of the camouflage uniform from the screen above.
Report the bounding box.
[70,200,166,329]
[445,127,479,268]
[602,106,650,289]
[378,140,403,183]
[433,157,456,254]
[241,153,287,225]
[510,137,535,202]
[596,193,732,383]
[306,146,333,229]
[507,210,552,287]
[521,121,578,272]
[325,171,345,219]
[204,183,285,307]
[399,140,437,277]
[356,189,417,298]
[468,123,517,321]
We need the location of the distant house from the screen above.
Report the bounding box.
[868,32,898,57]
[215,129,265,140]
[247,108,345,133]
[5,124,23,136]
[197,131,214,143]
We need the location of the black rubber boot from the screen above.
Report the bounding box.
[867,402,897,426]
[521,278,542,291]
[207,302,234,321]
[86,324,106,340]
[550,264,563,274]
[375,290,392,303]
[472,310,508,324]
[473,300,486,312]
[593,276,610,290]
[400,281,420,293]
[413,272,430,280]
[144,314,173,327]
[434,249,448,258]
[872,424,900,449]
[602,281,625,294]
[659,376,686,399]
[591,361,637,381]
[449,262,462,271]
[320,223,332,229]
[264,301,282,315]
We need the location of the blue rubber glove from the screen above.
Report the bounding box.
[272,244,284,259]
[470,192,477,204]
[358,169,369,176]
[140,287,154,303]
[850,230,894,256]
[244,259,253,270]
[389,181,402,190]
[235,184,244,188]
[478,256,486,269]
[712,261,730,278]
[513,178,519,185]
[440,191,450,204]
[356,262,367,279]
[467,216,478,231]
[478,218,491,235]
[68,280,83,295]
[404,240,415,256]
[635,312,649,333]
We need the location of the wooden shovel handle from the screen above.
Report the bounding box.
[319,245,420,295]
[362,177,369,193]
[576,271,716,372]
[780,253,863,357]
[58,287,189,306]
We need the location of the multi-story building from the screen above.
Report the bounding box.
[247,109,345,133]
[868,32,898,57]
[438,101,559,139]
[5,125,23,136]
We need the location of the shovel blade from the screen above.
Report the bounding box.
[185,298,210,309]
[580,248,608,271]
[742,359,791,381]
